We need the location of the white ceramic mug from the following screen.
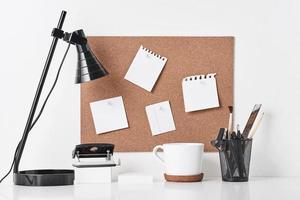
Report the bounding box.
[153,143,204,176]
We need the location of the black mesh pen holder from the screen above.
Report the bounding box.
[219,139,252,182]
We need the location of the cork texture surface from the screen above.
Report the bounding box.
[81,36,234,152]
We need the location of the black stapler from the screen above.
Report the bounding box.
[72,143,120,168]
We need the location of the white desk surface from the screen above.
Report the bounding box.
[0,177,299,200]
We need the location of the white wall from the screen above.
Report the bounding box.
[1,0,300,183]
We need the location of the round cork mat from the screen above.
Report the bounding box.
[164,173,204,182]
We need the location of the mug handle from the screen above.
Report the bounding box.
[153,145,164,163]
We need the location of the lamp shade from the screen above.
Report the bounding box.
[75,30,108,84]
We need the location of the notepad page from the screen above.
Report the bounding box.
[182,73,219,112]
[90,96,129,134]
[125,45,167,92]
[145,101,176,136]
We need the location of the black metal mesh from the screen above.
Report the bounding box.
[219,139,252,182]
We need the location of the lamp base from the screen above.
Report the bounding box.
[13,169,74,186]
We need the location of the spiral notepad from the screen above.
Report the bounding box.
[125,45,167,92]
[182,73,219,112]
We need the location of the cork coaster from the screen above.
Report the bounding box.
[164,173,204,182]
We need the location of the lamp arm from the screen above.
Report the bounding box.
[52,28,87,46]
[13,11,67,173]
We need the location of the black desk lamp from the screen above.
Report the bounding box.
[10,10,108,186]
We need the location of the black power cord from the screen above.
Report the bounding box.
[0,43,71,183]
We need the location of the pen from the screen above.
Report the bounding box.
[231,131,237,140]
[224,128,228,140]
[236,124,242,139]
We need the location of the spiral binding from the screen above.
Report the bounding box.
[141,45,166,61]
[183,73,216,82]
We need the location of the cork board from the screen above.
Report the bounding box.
[81,37,234,152]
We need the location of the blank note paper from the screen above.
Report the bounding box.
[182,73,219,112]
[145,101,176,136]
[90,96,128,134]
[124,45,167,92]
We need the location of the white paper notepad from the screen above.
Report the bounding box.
[125,45,167,92]
[90,96,129,134]
[118,172,153,184]
[145,101,176,136]
[182,73,219,112]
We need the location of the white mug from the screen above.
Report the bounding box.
[153,143,204,176]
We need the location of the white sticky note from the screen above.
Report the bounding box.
[125,45,167,92]
[118,172,153,184]
[145,101,176,136]
[182,73,219,112]
[75,167,112,184]
[90,96,128,134]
